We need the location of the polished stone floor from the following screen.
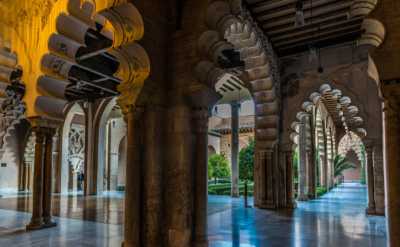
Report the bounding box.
[0,183,386,246]
[208,183,386,246]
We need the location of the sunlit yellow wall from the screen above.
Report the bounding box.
[0,0,127,118]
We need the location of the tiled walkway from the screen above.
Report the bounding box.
[0,183,386,246]
[208,183,386,246]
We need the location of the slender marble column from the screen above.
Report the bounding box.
[383,97,400,247]
[365,141,376,214]
[123,107,143,247]
[298,118,308,201]
[26,129,45,230]
[20,162,27,191]
[84,101,96,195]
[230,101,240,198]
[193,108,209,246]
[53,130,62,193]
[43,129,56,227]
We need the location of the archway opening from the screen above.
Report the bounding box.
[207,73,255,205]
[338,131,366,184]
[60,103,86,194]
[97,98,126,194]
[290,84,367,201]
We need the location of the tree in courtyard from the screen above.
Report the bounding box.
[239,138,255,181]
[239,138,255,207]
[208,154,230,184]
[333,154,356,184]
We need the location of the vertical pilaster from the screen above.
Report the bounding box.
[143,106,162,246]
[365,141,376,214]
[373,142,385,215]
[298,117,308,201]
[383,96,400,247]
[320,153,327,188]
[165,104,193,247]
[283,146,296,208]
[230,101,240,198]
[53,130,62,193]
[123,106,143,247]
[307,150,316,199]
[192,108,209,247]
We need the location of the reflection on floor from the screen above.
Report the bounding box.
[0,183,386,246]
[208,183,386,246]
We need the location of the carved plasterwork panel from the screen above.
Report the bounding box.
[68,125,85,173]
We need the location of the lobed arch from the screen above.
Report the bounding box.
[289,83,367,153]
[196,0,280,150]
[338,131,365,162]
[0,46,26,162]
[95,97,126,192]
[60,102,86,193]
[0,0,150,119]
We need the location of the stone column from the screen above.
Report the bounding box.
[298,117,308,201]
[84,101,96,195]
[165,104,193,247]
[373,142,385,215]
[383,96,400,247]
[26,118,59,231]
[365,140,376,214]
[43,129,56,227]
[320,153,327,188]
[26,129,45,230]
[193,107,209,246]
[284,146,296,208]
[307,150,316,199]
[53,131,62,193]
[230,101,240,198]
[143,106,162,246]
[123,106,143,247]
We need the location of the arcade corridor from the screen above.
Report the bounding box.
[0,183,386,246]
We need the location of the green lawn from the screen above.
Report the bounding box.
[208,181,254,196]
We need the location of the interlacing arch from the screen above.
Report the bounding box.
[338,131,365,162]
[290,83,367,151]
[196,0,280,150]
[0,0,150,120]
[0,45,26,161]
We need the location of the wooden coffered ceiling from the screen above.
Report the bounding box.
[244,0,364,57]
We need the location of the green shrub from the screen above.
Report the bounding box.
[208,181,254,196]
[316,186,327,197]
[208,154,231,184]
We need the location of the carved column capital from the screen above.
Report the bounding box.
[29,116,61,139]
[192,107,210,134]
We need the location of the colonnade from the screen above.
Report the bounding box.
[26,118,59,230]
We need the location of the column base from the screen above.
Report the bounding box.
[193,239,209,247]
[366,206,376,215]
[297,195,308,201]
[308,194,316,200]
[231,191,240,198]
[43,219,57,228]
[26,218,44,231]
[286,201,297,209]
[257,201,277,210]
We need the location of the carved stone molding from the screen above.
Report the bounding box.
[109,43,150,115]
